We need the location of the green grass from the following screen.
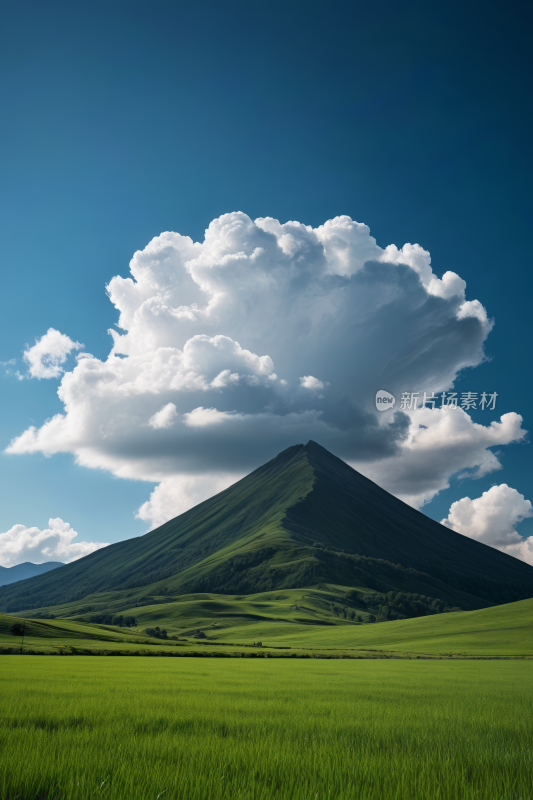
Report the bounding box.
[1,657,532,799]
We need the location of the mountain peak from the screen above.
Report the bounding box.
[0,442,532,613]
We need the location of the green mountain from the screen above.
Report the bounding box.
[1,441,532,615]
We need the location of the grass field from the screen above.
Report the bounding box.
[1,657,532,800]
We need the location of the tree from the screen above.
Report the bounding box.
[367,614,376,623]
[10,622,24,636]
[11,621,25,653]
[89,613,113,625]
[145,626,168,639]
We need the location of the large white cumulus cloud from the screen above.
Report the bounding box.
[6,212,521,528]
[0,518,107,567]
[441,485,533,565]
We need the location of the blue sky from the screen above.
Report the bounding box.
[1,0,532,564]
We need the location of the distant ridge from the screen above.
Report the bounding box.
[0,561,64,588]
[1,441,532,613]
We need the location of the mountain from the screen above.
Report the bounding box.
[1,441,532,614]
[0,561,64,588]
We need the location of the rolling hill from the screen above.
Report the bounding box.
[2,595,532,657]
[133,592,533,654]
[1,441,532,615]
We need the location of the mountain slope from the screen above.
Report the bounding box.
[0,444,314,611]
[283,443,532,599]
[1,441,532,613]
[0,561,64,587]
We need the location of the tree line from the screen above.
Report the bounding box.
[88,614,137,627]
[343,590,461,621]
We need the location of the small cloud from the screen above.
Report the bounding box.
[24,328,83,379]
[300,375,325,392]
[148,403,178,430]
[441,484,533,565]
[183,406,238,427]
[0,518,107,567]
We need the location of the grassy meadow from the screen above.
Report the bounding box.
[1,656,532,800]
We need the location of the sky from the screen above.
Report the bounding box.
[0,0,532,568]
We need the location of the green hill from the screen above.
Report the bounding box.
[201,594,533,655]
[73,589,533,655]
[2,595,532,658]
[1,441,532,616]
[292,596,533,655]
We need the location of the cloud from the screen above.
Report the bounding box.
[300,375,325,392]
[0,518,108,568]
[354,407,527,508]
[441,484,533,566]
[1,358,18,378]
[6,212,507,528]
[183,406,240,427]
[23,328,83,379]
[148,403,178,429]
